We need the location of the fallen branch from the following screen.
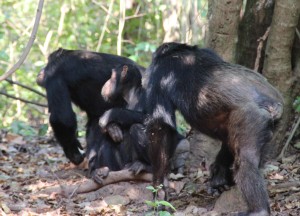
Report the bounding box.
[268,181,300,194]
[41,169,152,197]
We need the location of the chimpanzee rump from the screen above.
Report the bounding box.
[145,43,283,216]
[38,48,145,175]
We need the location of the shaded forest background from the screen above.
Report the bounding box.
[0,0,299,155]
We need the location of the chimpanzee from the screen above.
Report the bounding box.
[37,48,145,176]
[145,42,284,216]
[97,64,189,182]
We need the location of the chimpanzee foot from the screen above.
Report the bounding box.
[209,162,234,192]
[92,167,110,184]
[126,161,150,175]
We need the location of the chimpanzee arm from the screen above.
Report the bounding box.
[99,108,145,129]
[47,77,84,165]
[145,91,178,188]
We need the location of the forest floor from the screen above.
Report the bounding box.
[0,132,300,216]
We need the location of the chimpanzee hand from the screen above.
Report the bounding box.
[64,139,85,165]
[99,109,114,129]
[92,167,110,184]
[126,161,149,175]
[106,123,123,142]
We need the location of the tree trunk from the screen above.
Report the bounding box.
[206,0,243,62]
[263,0,300,156]
[162,0,181,42]
[162,0,205,45]
[292,19,300,96]
[236,0,274,71]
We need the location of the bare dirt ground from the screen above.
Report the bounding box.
[0,132,300,216]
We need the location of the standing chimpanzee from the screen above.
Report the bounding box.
[37,48,145,176]
[96,64,189,182]
[145,42,284,216]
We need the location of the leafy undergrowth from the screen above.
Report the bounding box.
[0,131,299,215]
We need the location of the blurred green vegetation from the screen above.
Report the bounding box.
[0,0,207,136]
[294,96,300,113]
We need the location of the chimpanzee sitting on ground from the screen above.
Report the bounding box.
[95,64,189,182]
[145,42,283,216]
[37,48,146,177]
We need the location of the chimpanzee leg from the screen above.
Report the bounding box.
[126,123,151,174]
[86,118,123,177]
[147,118,178,187]
[210,142,234,189]
[228,105,272,215]
[47,78,84,165]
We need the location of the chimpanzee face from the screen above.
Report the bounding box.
[101,64,142,102]
[101,65,129,102]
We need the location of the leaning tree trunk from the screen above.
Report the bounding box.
[236,0,274,71]
[206,0,243,62]
[291,19,300,96]
[263,0,300,156]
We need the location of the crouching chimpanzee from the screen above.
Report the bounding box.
[145,42,284,216]
[37,48,146,176]
[96,64,189,182]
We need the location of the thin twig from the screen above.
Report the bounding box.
[92,0,109,13]
[254,27,270,71]
[277,115,300,160]
[117,0,126,55]
[0,0,44,81]
[296,28,300,40]
[96,0,114,52]
[5,79,46,97]
[125,13,145,20]
[0,91,47,107]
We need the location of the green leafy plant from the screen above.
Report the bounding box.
[10,120,37,137]
[293,96,300,113]
[145,184,176,216]
[38,123,48,136]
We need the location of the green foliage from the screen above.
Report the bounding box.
[293,96,300,113]
[9,120,48,137]
[145,184,176,216]
[176,111,190,136]
[10,120,37,137]
[0,0,208,137]
[0,0,166,133]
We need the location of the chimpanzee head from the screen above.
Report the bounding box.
[152,42,198,60]
[36,48,71,87]
[101,64,142,102]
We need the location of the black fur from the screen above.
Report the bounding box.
[38,48,145,175]
[145,42,283,216]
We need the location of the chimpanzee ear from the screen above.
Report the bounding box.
[161,44,170,54]
[56,48,64,57]
[121,65,128,79]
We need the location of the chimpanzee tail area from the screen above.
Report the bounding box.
[38,48,145,175]
[145,42,283,216]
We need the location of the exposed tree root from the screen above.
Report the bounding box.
[40,169,152,197]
